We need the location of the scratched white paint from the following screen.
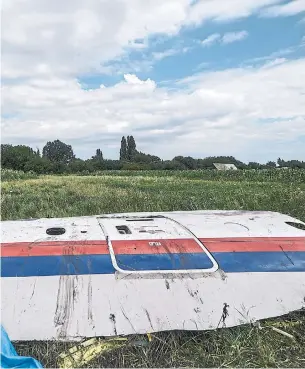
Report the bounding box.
[2,272,305,341]
[1,210,305,341]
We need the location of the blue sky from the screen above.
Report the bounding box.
[79,12,304,87]
[2,0,305,162]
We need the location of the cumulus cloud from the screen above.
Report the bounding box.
[1,0,287,79]
[2,59,305,161]
[1,0,193,79]
[2,0,305,161]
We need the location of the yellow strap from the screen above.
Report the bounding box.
[58,338,128,368]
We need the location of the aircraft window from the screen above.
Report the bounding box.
[46,227,66,235]
[285,222,305,230]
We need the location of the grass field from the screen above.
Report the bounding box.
[1,169,305,368]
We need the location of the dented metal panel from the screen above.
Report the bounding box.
[1,210,305,341]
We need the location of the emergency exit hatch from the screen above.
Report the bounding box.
[98,216,218,274]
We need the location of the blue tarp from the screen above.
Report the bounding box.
[1,326,43,368]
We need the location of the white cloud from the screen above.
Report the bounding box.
[201,33,221,47]
[261,57,287,68]
[1,0,193,79]
[261,0,305,17]
[108,45,191,76]
[185,0,283,25]
[242,42,305,68]
[152,46,190,61]
[2,0,305,162]
[201,31,248,47]
[1,0,287,80]
[2,59,305,161]
[222,31,249,44]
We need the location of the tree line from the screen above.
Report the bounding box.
[1,136,304,174]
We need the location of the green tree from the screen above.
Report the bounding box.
[103,160,123,170]
[248,162,262,169]
[277,157,285,167]
[276,159,305,169]
[23,156,55,174]
[285,160,305,169]
[173,156,198,169]
[42,140,75,164]
[162,160,185,170]
[127,135,136,161]
[133,151,161,164]
[120,136,127,161]
[266,161,277,168]
[92,148,103,161]
[67,159,89,173]
[1,144,37,170]
[89,148,105,170]
[197,156,247,169]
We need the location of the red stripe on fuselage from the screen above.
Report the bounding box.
[1,237,305,257]
[111,239,203,255]
[199,237,305,252]
[1,240,109,257]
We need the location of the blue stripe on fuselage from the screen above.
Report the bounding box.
[1,252,305,277]
[1,254,114,277]
[116,253,213,271]
[213,251,305,272]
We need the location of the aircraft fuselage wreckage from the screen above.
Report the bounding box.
[1,210,305,341]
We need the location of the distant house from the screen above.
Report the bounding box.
[213,163,238,171]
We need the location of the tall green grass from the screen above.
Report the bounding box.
[1,174,305,221]
[2,168,305,183]
[74,168,305,183]
[1,169,38,181]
